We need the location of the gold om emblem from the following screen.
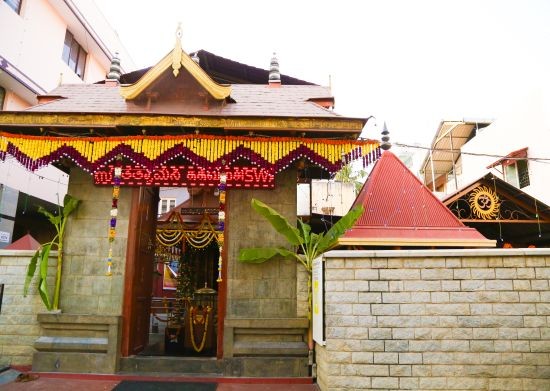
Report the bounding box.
[469,186,500,220]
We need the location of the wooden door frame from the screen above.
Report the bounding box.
[216,192,228,359]
[120,185,228,359]
[120,187,154,357]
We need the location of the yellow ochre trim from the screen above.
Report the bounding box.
[0,113,365,132]
[120,48,231,100]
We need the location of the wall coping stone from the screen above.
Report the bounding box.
[35,336,108,352]
[0,250,58,256]
[37,313,120,325]
[224,317,308,328]
[325,248,550,258]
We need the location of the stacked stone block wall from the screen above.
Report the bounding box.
[227,168,298,318]
[316,249,550,391]
[0,250,57,366]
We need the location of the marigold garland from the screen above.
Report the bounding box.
[189,305,212,353]
[106,155,122,276]
[0,132,380,174]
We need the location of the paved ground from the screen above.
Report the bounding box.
[0,372,320,391]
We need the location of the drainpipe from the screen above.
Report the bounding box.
[429,149,436,192]
[449,131,458,191]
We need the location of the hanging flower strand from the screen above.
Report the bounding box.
[107,155,123,276]
[216,164,227,282]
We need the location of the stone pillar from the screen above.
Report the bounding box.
[31,168,130,373]
[60,168,131,314]
[226,168,298,319]
[223,168,309,376]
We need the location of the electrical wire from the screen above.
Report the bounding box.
[394,142,550,165]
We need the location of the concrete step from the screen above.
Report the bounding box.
[119,356,224,376]
[119,355,310,377]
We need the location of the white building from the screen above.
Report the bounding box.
[421,88,550,205]
[0,0,135,247]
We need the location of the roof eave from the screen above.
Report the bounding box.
[0,112,365,133]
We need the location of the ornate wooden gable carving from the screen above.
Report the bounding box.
[120,26,232,103]
[444,174,550,224]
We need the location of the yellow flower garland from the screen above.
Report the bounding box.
[0,132,380,174]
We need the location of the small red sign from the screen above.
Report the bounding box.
[93,165,275,188]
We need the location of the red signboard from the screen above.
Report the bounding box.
[93,165,275,188]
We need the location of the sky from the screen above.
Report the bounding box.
[94,0,550,148]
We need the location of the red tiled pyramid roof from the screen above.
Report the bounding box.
[3,233,41,250]
[339,151,495,247]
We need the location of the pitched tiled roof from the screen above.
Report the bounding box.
[339,151,495,247]
[119,49,315,85]
[26,83,341,118]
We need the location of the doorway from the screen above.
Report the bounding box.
[137,186,221,357]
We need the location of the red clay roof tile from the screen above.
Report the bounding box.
[26,84,342,119]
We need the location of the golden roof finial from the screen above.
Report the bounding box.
[172,23,183,77]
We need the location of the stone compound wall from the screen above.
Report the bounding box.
[316,249,550,391]
[0,250,56,366]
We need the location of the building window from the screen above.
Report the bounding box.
[0,87,5,110]
[61,31,87,79]
[158,198,176,215]
[504,159,530,189]
[3,0,22,13]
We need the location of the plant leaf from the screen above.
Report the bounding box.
[38,277,52,310]
[38,244,52,310]
[62,194,81,218]
[307,232,320,257]
[23,249,41,297]
[251,198,302,246]
[297,219,311,246]
[316,205,364,254]
[239,247,296,263]
[38,206,61,226]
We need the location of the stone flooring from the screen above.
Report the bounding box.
[0,373,319,391]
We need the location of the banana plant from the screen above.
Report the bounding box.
[23,194,81,311]
[239,198,363,348]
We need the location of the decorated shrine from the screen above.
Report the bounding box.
[0,29,379,376]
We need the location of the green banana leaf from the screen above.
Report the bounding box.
[38,206,62,227]
[297,219,311,246]
[38,244,52,310]
[251,199,303,246]
[316,205,363,254]
[62,194,81,217]
[23,249,41,297]
[23,194,81,310]
[239,247,296,263]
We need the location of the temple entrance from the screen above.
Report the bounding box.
[143,187,221,357]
